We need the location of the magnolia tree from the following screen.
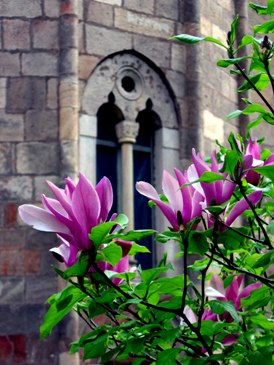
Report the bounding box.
[19,3,273,365]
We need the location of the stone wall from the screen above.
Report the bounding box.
[0,1,61,364]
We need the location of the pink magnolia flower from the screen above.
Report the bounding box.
[190,149,236,208]
[136,168,204,231]
[18,174,126,271]
[205,274,261,322]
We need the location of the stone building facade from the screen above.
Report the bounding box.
[0,0,272,364]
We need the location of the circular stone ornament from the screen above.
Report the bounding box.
[116,67,144,101]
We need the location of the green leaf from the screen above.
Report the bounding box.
[209,300,240,322]
[243,103,269,115]
[254,19,274,34]
[238,73,270,92]
[230,15,239,45]
[249,3,269,15]
[252,249,274,269]
[110,229,156,242]
[253,165,274,182]
[40,285,86,339]
[156,348,180,365]
[247,115,263,131]
[250,314,274,330]
[217,56,250,68]
[128,242,150,255]
[227,109,243,120]
[89,221,117,248]
[241,286,271,309]
[83,334,109,360]
[171,34,227,48]
[96,243,122,267]
[141,266,172,285]
[188,231,209,255]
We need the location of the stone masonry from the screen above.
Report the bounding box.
[0,1,273,364]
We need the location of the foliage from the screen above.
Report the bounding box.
[19,3,274,365]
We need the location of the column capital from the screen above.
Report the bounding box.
[115,120,139,143]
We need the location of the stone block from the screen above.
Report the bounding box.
[0,277,25,304]
[3,19,30,50]
[0,112,24,142]
[59,48,78,76]
[1,0,42,17]
[0,143,11,174]
[60,140,78,178]
[0,78,6,109]
[4,203,18,227]
[155,0,179,20]
[25,110,58,141]
[60,0,78,15]
[171,43,186,73]
[47,78,58,109]
[203,109,224,144]
[6,77,46,113]
[0,52,20,76]
[34,175,59,201]
[44,0,60,17]
[25,229,57,250]
[0,333,27,363]
[124,0,154,14]
[79,54,99,80]
[0,228,27,247]
[22,52,58,76]
[115,8,174,38]
[133,35,170,69]
[165,70,185,99]
[0,249,40,276]
[87,1,113,27]
[33,19,59,49]
[25,276,57,303]
[86,24,132,56]
[0,176,32,201]
[95,0,121,4]
[16,142,59,174]
[59,15,78,49]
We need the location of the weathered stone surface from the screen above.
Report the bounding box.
[0,277,25,304]
[33,19,59,49]
[34,175,59,201]
[44,0,60,17]
[87,1,113,27]
[16,142,59,174]
[133,35,170,69]
[1,0,42,17]
[0,143,11,174]
[25,110,58,141]
[60,140,78,178]
[115,8,174,38]
[171,43,186,73]
[155,0,179,20]
[95,0,121,4]
[3,19,30,50]
[6,77,46,113]
[47,78,58,109]
[86,24,132,56]
[0,112,24,142]
[22,52,58,76]
[0,78,7,109]
[0,228,26,247]
[124,0,154,14]
[25,276,57,303]
[203,109,224,143]
[59,48,78,76]
[165,70,185,99]
[59,15,78,49]
[0,52,20,76]
[79,54,99,80]
[0,176,32,201]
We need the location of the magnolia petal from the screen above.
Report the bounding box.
[136,181,160,201]
[174,168,192,222]
[226,190,262,226]
[47,180,74,218]
[205,286,226,299]
[183,305,197,324]
[50,239,78,267]
[72,173,100,238]
[162,170,183,213]
[226,275,242,303]
[114,239,132,257]
[96,176,113,222]
[18,204,70,234]
[235,282,261,310]
[210,274,225,294]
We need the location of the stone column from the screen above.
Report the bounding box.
[115,121,139,230]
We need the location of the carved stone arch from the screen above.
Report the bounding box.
[80,50,181,269]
